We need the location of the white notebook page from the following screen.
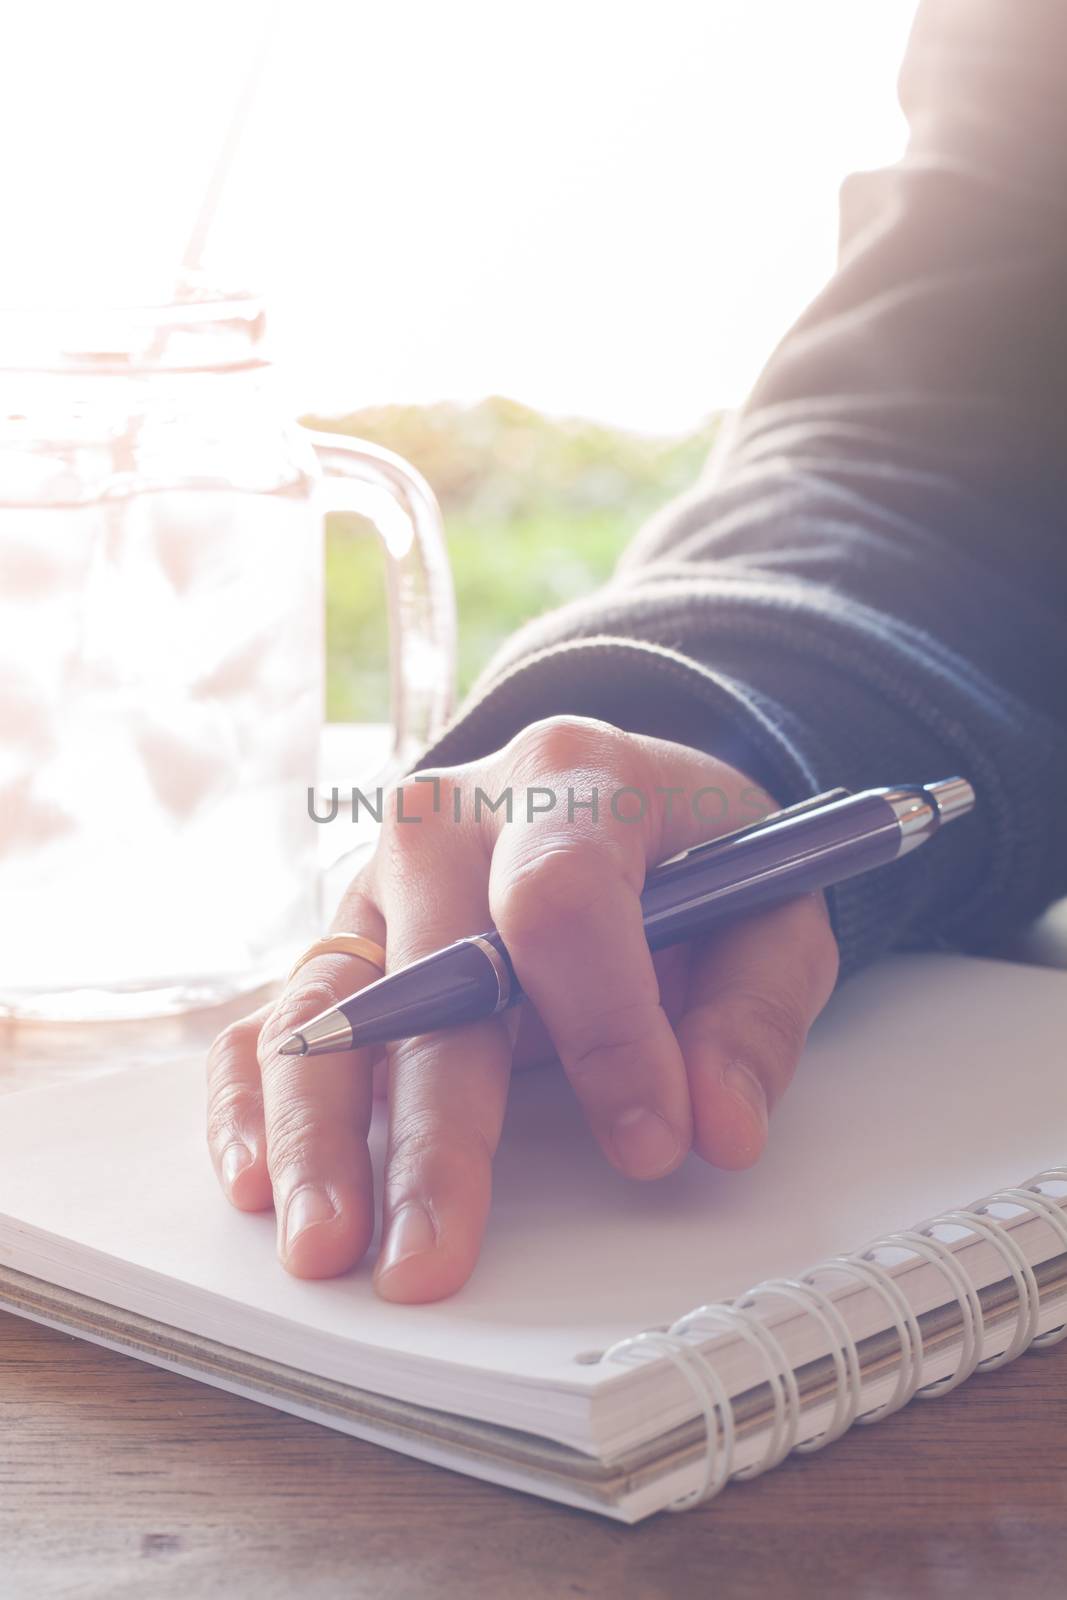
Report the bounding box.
[0,954,1065,1449]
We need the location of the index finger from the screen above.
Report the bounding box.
[371,774,515,1304]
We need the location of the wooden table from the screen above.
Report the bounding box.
[2,1309,1065,1599]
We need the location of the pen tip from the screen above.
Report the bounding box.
[278,1035,306,1057]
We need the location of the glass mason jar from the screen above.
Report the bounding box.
[0,290,455,1022]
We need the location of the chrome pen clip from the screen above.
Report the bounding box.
[650,787,852,877]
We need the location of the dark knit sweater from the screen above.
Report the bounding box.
[416,0,1067,978]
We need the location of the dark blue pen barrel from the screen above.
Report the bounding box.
[639,790,902,951]
[338,937,513,1046]
[332,793,906,1045]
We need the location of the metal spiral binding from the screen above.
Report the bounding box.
[671,1302,799,1477]
[984,1175,1067,1349]
[601,1167,1067,1511]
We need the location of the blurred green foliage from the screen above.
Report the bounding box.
[308,396,719,722]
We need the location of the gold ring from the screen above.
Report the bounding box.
[287,933,387,985]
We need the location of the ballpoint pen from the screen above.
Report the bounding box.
[278,777,976,1059]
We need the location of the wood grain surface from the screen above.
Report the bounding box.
[2,1307,1065,1600]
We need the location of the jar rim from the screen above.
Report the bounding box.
[0,286,269,375]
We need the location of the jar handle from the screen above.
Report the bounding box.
[304,428,456,778]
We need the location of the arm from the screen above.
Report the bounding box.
[416,0,1067,975]
[205,1,1066,1304]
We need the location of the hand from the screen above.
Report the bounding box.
[206,716,838,1304]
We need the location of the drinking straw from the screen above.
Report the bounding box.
[178,0,281,285]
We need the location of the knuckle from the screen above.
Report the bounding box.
[206,1076,262,1146]
[740,987,809,1064]
[264,1103,322,1186]
[208,1007,267,1065]
[386,1115,441,1178]
[498,845,610,935]
[380,808,423,859]
[337,861,379,916]
[398,769,457,821]
[563,1001,665,1084]
[258,980,340,1060]
[207,1018,249,1073]
[387,1111,493,1191]
[512,714,622,775]
[377,770,458,868]
[688,975,812,1106]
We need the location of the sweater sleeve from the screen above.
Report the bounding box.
[413,0,1067,977]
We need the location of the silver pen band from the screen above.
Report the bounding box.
[466,935,512,1013]
[882,778,976,858]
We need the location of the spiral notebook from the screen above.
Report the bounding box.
[1,953,1065,1522]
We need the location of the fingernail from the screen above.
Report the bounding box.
[722,1060,769,1135]
[221,1141,252,1191]
[283,1185,337,1254]
[610,1107,681,1178]
[378,1202,437,1276]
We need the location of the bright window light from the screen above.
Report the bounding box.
[1,0,918,431]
